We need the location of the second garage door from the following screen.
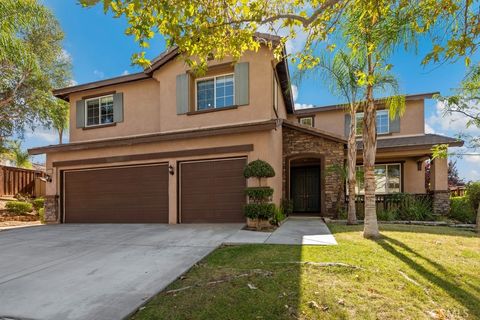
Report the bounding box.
[64,164,169,223]
[180,158,246,223]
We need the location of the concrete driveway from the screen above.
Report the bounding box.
[0,223,243,320]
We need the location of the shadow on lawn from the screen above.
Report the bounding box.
[377,236,480,317]
[329,223,478,238]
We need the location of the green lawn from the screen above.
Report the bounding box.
[131,224,480,320]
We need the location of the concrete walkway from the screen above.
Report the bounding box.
[226,217,337,245]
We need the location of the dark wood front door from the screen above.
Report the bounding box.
[291,165,320,213]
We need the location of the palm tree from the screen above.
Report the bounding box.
[317,50,365,225]
[7,140,32,168]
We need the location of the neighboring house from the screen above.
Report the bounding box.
[29,34,461,224]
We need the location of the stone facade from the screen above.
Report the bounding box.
[432,190,450,216]
[44,195,59,223]
[282,126,345,217]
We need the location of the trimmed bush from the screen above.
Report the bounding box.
[244,203,276,220]
[5,201,33,215]
[245,187,273,202]
[32,198,45,211]
[450,196,476,223]
[38,207,45,224]
[243,160,275,179]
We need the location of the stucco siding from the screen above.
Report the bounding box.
[45,128,283,223]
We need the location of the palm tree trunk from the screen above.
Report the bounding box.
[58,128,63,144]
[362,53,380,239]
[347,103,358,225]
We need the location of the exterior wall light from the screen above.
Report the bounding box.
[169,165,175,175]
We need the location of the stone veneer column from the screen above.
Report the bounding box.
[430,158,450,215]
[44,195,59,223]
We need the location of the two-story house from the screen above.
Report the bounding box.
[29,34,461,224]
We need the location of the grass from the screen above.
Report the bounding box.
[131,224,480,320]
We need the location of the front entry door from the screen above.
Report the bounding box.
[291,166,320,213]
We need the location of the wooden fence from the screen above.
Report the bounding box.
[354,193,433,218]
[0,165,46,198]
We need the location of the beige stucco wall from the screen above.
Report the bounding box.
[288,99,426,137]
[46,128,284,223]
[430,157,448,191]
[68,46,281,143]
[403,158,427,194]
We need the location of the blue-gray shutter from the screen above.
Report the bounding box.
[76,100,85,128]
[176,73,189,114]
[389,113,400,133]
[344,114,351,137]
[113,92,124,123]
[234,62,249,106]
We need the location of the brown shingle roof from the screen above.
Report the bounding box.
[294,92,439,115]
[356,134,463,151]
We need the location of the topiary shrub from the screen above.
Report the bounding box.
[243,159,275,186]
[32,198,45,211]
[244,203,276,220]
[245,187,273,203]
[450,196,476,223]
[5,201,33,215]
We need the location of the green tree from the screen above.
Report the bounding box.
[6,140,32,169]
[83,0,479,238]
[48,99,70,144]
[313,51,365,224]
[0,0,71,141]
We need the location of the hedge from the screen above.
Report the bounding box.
[244,203,276,220]
[5,201,33,215]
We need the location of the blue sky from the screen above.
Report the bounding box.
[26,0,479,181]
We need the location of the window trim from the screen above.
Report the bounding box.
[355,162,402,195]
[84,94,115,127]
[194,73,235,111]
[355,109,390,136]
[298,116,314,127]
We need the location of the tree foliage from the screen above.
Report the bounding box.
[0,0,71,139]
[81,0,478,72]
[48,99,70,144]
[6,140,32,169]
[434,63,480,158]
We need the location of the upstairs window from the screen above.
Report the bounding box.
[196,74,234,110]
[85,95,114,126]
[299,117,314,127]
[355,110,389,135]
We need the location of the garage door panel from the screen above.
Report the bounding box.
[181,158,246,223]
[64,164,169,223]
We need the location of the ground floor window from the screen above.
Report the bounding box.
[356,163,401,194]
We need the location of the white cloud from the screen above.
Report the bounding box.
[122,70,130,76]
[68,79,78,86]
[295,103,314,109]
[26,128,58,144]
[93,70,105,79]
[291,84,298,102]
[427,100,480,137]
[464,155,480,164]
[60,49,72,62]
[424,123,435,134]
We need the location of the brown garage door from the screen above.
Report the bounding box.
[180,158,246,223]
[64,164,169,223]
